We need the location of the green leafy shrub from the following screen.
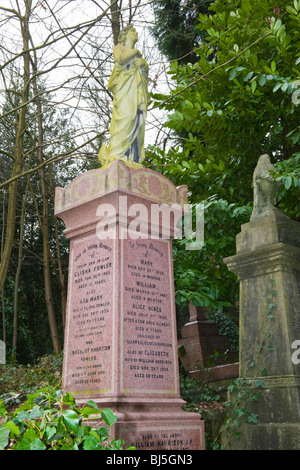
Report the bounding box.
[0,386,133,450]
[0,353,63,397]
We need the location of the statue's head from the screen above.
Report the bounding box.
[118,25,137,45]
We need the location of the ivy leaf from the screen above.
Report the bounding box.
[30,438,46,450]
[29,405,43,419]
[15,438,31,450]
[81,405,102,417]
[62,409,80,434]
[45,426,56,441]
[255,378,266,389]
[63,392,76,406]
[5,420,20,436]
[247,414,259,424]
[101,408,118,427]
[0,425,10,450]
[83,434,100,450]
[24,428,37,441]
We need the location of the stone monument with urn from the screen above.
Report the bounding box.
[55,25,205,450]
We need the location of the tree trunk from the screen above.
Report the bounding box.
[48,170,67,331]
[110,0,120,46]
[1,191,6,343]
[0,1,31,295]
[31,58,62,354]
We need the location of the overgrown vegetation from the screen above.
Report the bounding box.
[148,0,300,344]
[0,387,129,450]
[0,354,134,450]
[0,354,228,450]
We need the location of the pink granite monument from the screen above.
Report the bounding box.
[55,160,205,450]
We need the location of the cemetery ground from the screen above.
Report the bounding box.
[0,352,230,450]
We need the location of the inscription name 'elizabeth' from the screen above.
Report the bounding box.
[122,239,176,393]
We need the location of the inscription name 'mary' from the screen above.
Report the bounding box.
[122,239,176,392]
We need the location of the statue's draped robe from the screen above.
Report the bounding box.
[99,45,149,165]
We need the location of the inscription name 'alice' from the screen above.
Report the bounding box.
[63,236,178,397]
[121,238,177,394]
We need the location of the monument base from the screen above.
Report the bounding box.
[116,415,204,450]
[224,375,300,449]
[75,395,205,450]
[228,422,300,451]
[100,398,203,450]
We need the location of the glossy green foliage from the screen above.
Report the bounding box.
[151,0,300,213]
[147,1,300,345]
[0,386,134,450]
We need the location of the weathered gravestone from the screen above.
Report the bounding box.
[55,160,205,450]
[223,154,300,450]
[0,340,5,364]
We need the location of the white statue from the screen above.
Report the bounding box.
[99,25,149,166]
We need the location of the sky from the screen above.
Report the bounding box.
[0,0,172,154]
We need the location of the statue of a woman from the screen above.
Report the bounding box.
[250,154,280,221]
[99,25,149,166]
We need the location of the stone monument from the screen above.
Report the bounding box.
[55,25,205,450]
[0,340,5,364]
[223,154,300,450]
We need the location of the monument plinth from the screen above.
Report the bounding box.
[55,160,205,450]
[223,155,300,450]
[179,303,232,377]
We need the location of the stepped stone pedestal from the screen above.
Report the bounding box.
[55,160,205,450]
[224,209,300,450]
[180,304,231,375]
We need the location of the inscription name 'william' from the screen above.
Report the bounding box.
[122,239,176,393]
